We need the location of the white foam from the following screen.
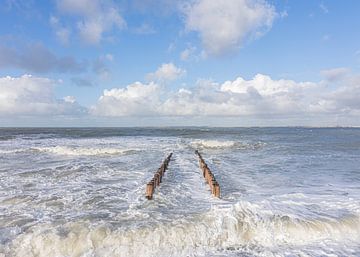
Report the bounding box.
[9,202,360,257]
[190,139,266,150]
[191,140,237,149]
[0,149,18,154]
[32,146,135,156]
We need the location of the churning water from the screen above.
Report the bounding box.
[0,127,359,257]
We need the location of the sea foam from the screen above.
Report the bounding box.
[190,139,265,150]
[9,202,360,257]
[32,146,136,156]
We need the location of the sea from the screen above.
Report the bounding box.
[0,127,359,257]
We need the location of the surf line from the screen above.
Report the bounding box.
[145,153,173,200]
[195,150,221,198]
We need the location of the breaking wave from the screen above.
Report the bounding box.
[32,146,137,156]
[190,140,265,150]
[9,202,360,257]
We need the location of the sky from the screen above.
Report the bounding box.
[0,0,360,127]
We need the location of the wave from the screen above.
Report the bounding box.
[190,139,265,150]
[0,149,25,154]
[8,202,360,257]
[32,146,137,156]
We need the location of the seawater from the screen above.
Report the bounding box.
[0,127,359,257]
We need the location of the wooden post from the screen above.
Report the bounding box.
[154,173,160,186]
[156,170,162,183]
[211,179,216,195]
[146,182,154,200]
[214,182,220,198]
[204,168,210,184]
[145,152,173,200]
[195,150,221,198]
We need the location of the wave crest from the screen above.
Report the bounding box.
[9,202,360,257]
[32,146,136,156]
[190,140,265,150]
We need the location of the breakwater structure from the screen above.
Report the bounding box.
[145,153,173,200]
[195,150,221,198]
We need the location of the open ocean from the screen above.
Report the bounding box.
[0,127,359,257]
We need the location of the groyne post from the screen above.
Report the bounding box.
[195,150,221,198]
[145,153,173,200]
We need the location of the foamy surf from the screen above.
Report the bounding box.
[8,202,360,257]
[190,139,265,150]
[32,146,136,156]
[1,127,360,257]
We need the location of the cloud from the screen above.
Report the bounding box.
[71,77,94,87]
[163,75,320,116]
[93,71,360,121]
[180,46,197,61]
[63,95,76,103]
[0,43,86,73]
[146,63,186,82]
[0,75,85,116]
[316,72,360,115]
[182,0,277,56]
[50,16,71,45]
[92,74,317,117]
[91,82,161,116]
[93,54,114,79]
[56,0,126,44]
[2,0,38,17]
[321,67,349,82]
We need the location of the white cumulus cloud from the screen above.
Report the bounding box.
[162,75,319,116]
[0,75,85,116]
[92,82,161,116]
[92,74,319,117]
[183,0,277,56]
[93,71,360,122]
[146,63,186,82]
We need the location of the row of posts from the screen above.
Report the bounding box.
[195,150,221,198]
[145,153,173,200]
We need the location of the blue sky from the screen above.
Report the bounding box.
[0,0,359,126]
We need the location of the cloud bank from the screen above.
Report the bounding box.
[2,70,359,126]
[0,75,85,116]
[92,70,360,122]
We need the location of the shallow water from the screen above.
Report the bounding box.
[0,127,359,256]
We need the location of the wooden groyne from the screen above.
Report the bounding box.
[145,153,173,200]
[195,150,221,198]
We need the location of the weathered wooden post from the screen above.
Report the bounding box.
[145,152,173,200]
[211,179,216,195]
[146,181,154,200]
[195,150,221,198]
[214,182,220,198]
[156,170,162,183]
[154,173,160,186]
